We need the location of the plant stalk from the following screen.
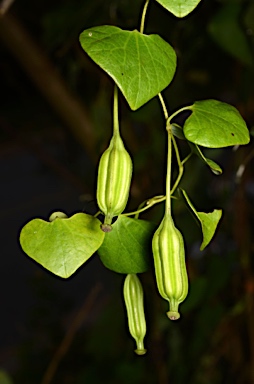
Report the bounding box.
[140,0,150,34]
[113,84,120,136]
[165,125,172,214]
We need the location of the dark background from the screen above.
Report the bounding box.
[0,0,254,383]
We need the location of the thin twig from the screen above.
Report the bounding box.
[0,0,14,15]
[41,284,102,384]
[0,13,97,161]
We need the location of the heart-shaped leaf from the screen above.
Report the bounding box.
[181,190,222,250]
[97,215,156,274]
[20,213,105,278]
[155,0,202,18]
[79,26,176,110]
[183,100,250,148]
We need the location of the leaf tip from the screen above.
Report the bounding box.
[49,211,68,222]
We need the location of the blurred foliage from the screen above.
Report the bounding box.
[1,0,254,383]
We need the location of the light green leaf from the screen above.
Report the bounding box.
[189,142,222,175]
[155,0,202,18]
[183,100,250,148]
[208,4,253,67]
[181,190,222,250]
[98,215,156,274]
[20,213,105,278]
[79,26,176,110]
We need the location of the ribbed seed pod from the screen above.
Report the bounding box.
[96,132,132,232]
[152,213,188,320]
[123,274,147,355]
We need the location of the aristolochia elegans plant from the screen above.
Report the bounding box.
[20,0,250,355]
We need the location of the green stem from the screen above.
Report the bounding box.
[123,195,166,217]
[134,199,148,219]
[170,137,192,195]
[165,124,172,214]
[140,0,150,34]
[113,84,120,136]
[170,135,183,196]
[158,93,169,120]
[168,105,192,125]
[182,152,193,165]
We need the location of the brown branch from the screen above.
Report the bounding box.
[0,0,14,15]
[41,284,103,384]
[0,13,97,161]
[0,116,89,194]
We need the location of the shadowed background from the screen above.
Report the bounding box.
[0,0,254,383]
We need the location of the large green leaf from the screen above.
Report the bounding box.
[183,100,250,148]
[79,26,176,110]
[155,0,202,18]
[20,213,105,278]
[98,215,156,274]
[181,190,222,250]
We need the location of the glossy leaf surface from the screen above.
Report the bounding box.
[155,0,202,18]
[20,213,105,278]
[183,100,250,148]
[79,26,176,110]
[98,215,155,274]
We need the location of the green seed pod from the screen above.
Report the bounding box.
[96,133,132,231]
[123,274,147,355]
[152,214,188,320]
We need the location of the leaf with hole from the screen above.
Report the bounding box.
[181,190,222,250]
[97,215,156,274]
[79,26,176,110]
[183,100,250,148]
[155,0,202,18]
[20,213,105,278]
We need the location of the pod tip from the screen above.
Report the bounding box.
[134,349,147,356]
[101,223,112,232]
[166,311,180,321]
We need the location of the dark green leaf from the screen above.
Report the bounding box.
[171,123,186,140]
[98,215,156,274]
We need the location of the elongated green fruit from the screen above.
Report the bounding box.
[152,214,188,320]
[123,274,147,355]
[96,132,132,231]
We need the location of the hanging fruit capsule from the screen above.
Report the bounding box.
[152,213,188,320]
[123,274,147,355]
[96,132,132,232]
